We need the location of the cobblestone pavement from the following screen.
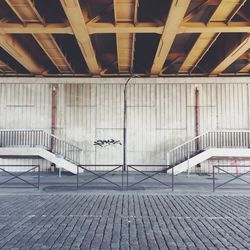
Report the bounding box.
[0,193,249,250]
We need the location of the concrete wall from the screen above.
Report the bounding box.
[0,77,249,172]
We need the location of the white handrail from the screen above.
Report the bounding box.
[46,132,82,151]
[169,130,250,153]
[168,130,250,166]
[0,129,44,131]
[0,129,82,151]
[0,129,82,164]
[168,131,208,153]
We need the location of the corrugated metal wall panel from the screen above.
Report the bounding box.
[0,158,50,172]
[56,84,97,167]
[0,80,250,172]
[0,84,51,130]
[217,83,248,129]
[0,83,51,171]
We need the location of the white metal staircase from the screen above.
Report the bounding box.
[0,129,82,174]
[168,130,250,175]
[1,129,250,175]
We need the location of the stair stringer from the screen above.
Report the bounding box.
[0,147,78,174]
[173,148,250,175]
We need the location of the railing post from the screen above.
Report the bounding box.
[187,150,190,178]
[126,165,129,190]
[38,165,40,189]
[213,166,215,192]
[77,165,79,189]
[122,165,124,190]
[172,167,174,192]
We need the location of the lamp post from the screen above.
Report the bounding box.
[123,75,139,172]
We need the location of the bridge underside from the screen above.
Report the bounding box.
[0,0,249,77]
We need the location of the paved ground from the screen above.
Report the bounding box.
[0,172,249,249]
[0,192,249,250]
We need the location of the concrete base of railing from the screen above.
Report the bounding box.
[0,147,79,174]
[174,148,250,175]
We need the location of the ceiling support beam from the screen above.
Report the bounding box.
[0,59,15,73]
[183,0,219,22]
[0,22,163,34]
[87,4,114,24]
[87,22,163,34]
[150,0,191,75]
[179,0,246,74]
[5,0,74,74]
[5,0,44,24]
[239,63,250,73]
[239,61,250,73]
[0,34,46,74]
[1,22,249,35]
[179,22,250,33]
[0,23,73,34]
[60,0,101,75]
[114,0,138,73]
[211,35,250,75]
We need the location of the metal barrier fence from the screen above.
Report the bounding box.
[213,165,250,191]
[77,165,124,189]
[0,165,40,189]
[126,165,174,190]
[77,164,174,190]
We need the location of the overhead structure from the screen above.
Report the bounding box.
[211,35,250,75]
[239,62,250,73]
[60,0,101,75]
[0,0,249,77]
[114,0,138,73]
[0,59,15,73]
[150,0,191,75]
[6,0,74,74]
[179,0,247,74]
[0,34,45,74]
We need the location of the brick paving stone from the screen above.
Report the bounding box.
[0,193,249,249]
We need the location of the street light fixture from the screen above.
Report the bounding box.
[123,74,140,172]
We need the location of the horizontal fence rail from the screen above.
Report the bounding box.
[0,129,82,165]
[213,165,250,192]
[127,165,174,190]
[77,165,124,189]
[168,130,250,166]
[0,164,40,189]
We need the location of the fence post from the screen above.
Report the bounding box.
[77,165,79,189]
[213,166,215,192]
[172,167,174,191]
[38,165,40,189]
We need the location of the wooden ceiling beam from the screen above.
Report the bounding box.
[0,22,73,34]
[211,35,250,75]
[183,0,220,22]
[0,59,15,73]
[179,21,250,33]
[87,22,163,34]
[1,21,249,35]
[179,0,246,74]
[114,0,138,73]
[60,0,101,75]
[150,0,191,75]
[239,62,250,73]
[6,0,74,74]
[0,34,46,74]
[87,4,114,24]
